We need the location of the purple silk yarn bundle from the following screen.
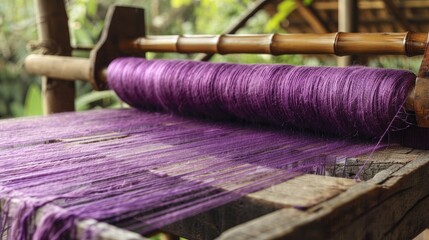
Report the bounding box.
[108,58,416,138]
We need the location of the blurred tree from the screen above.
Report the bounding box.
[0,0,38,117]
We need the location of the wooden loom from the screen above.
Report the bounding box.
[20,2,429,240]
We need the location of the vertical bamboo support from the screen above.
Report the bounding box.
[35,0,75,114]
[337,0,359,66]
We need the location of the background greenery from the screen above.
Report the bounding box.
[0,0,422,119]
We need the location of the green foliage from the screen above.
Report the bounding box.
[171,0,192,8]
[265,0,296,32]
[24,83,42,116]
[68,0,103,46]
[194,0,251,33]
[76,90,125,111]
[265,0,313,32]
[0,1,37,118]
[369,56,422,73]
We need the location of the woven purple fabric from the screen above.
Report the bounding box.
[0,109,383,239]
[108,58,416,138]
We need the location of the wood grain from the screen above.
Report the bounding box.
[162,174,355,239]
[217,153,429,240]
[0,198,147,240]
[34,0,75,114]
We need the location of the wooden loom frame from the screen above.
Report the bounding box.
[17,1,429,239]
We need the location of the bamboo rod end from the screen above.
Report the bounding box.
[24,54,91,82]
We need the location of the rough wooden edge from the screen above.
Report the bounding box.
[328,146,418,180]
[76,219,146,240]
[217,154,429,240]
[161,174,356,239]
[1,198,147,240]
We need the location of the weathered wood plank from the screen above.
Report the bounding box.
[218,181,380,240]
[217,154,429,240]
[247,174,355,209]
[329,146,418,180]
[0,198,146,240]
[76,219,146,240]
[162,147,425,239]
[162,174,355,239]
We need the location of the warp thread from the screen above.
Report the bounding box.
[108,58,416,138]
[0,109,382,239]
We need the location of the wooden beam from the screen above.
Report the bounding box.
[313,1,429,10]
[288,18,429,28]
[34,0,75,114]
[338,0,358,33]
[217,154,429,240]
[337,0,359,67]
[162,174,356,239]
[382,0,417,32]
[1,198,148,240]
[295,0,330,34]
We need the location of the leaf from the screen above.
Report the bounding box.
[171,0,192,8]
[24,83,42,116]
[303,0,313,5]
[264,0,296,32]
[10,102,24,117]
[75,90,119,111]
[86,0,98,17]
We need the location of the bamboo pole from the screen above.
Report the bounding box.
[119,32,427,56]
[337,0,359,66]
[25,32,428,82]
[25,55,91,81]
[34,0,75,114]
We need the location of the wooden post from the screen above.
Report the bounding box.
[34,0,75,114]
[337,0,359,66]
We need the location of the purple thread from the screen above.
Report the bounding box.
[0,58,417,239]
[108,58,415,138]
[0,109,383,239]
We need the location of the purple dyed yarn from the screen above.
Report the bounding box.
[108,58,416,138]
[0,58,415,239]
[0,109,382,239]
